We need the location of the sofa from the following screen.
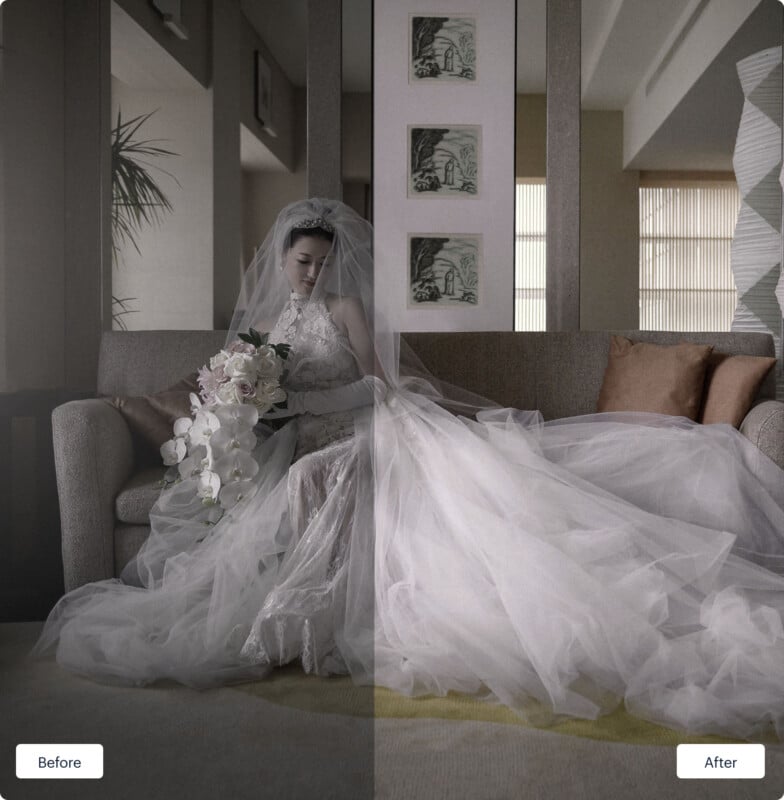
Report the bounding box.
[52,329,784,593]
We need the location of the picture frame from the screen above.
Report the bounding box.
[254,51,273,126]
[410,15,477,83]
[408,125,480,197]
[408,233,481,307]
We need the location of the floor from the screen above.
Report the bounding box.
[3,622,784,800]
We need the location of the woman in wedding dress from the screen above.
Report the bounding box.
[35,198,784,740]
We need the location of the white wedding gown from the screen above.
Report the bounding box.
[36,294,784,740]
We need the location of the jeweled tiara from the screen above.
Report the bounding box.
[296,216,335,234]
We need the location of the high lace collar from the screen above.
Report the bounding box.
[288,291,323,312]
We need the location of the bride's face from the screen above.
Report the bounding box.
[283,235,334,295]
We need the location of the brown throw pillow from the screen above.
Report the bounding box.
[109,373,199,449]
[597,336,713,420]
[699,352,776,427]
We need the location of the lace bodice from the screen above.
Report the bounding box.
[268,293,361,457]
[268,293,360,391]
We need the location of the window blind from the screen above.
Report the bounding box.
[639,182,740,331]
[514,179,547,331]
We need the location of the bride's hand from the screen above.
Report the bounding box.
[264,377,386,418]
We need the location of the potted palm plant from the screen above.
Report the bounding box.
[111,109,177,328]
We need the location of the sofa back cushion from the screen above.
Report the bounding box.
[403,330,776,420]
[98,331,227,397]
[96,329,776,421]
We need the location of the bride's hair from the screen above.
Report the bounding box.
[286,225,335,250]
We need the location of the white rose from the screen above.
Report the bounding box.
[215,380,244,406]
[255,347,283,379]
[258,379,286,405]
[224,352,257,380]
[209,351,229,371]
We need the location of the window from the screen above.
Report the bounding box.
[514,179,546,331]
[639,181,740,331]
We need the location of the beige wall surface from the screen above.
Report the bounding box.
[580,110,640,330]
[112,79,213,331]
[342,92,372,183]
[240,18,297,172]
[516,95,641,330]
[516,94,547,178]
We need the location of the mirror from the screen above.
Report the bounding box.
[578,0,782,337]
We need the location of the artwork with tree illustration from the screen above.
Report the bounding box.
[408,126,479,197]
[410,16,476,82]
[409,234,481,307]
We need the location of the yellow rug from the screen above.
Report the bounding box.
[232,665,750,746]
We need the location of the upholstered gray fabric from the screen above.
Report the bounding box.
[53,329,783,591]
[115,466,167,524]
[741,400,784,470]
[52,400,134,591]
[402,330,777,420]
[97,330,226,397]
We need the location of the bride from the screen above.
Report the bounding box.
[34,198,784,740]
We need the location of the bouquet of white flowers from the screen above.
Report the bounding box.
[159,329,289,514]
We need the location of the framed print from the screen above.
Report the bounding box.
[255,51,273,125]
[410,15,477,82]
[408,125,480,197]
[409,233,481,307]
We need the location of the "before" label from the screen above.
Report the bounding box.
[16,744,103,779]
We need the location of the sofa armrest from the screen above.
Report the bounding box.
[52,399,135,591]
[740,400,784,471]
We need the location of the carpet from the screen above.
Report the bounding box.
[4,622,784,800]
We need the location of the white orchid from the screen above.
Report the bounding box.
[214,450,259,485]
[177,445,209,481]
[196,470,221,505]
[173,416,193,437]
[208,426,257,458]
[160,436,187,466]
[213,403,258,429]
[219,479,256,510]
[161,332,289,519]
[189,409,221,445]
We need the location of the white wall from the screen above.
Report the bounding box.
[111,78,213,329]
[374,0,516,333]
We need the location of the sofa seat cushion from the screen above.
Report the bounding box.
[597,336,713,420]
[115,466,166,524]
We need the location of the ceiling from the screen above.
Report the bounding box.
[240,0,782,170]
[114,0,782,171]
